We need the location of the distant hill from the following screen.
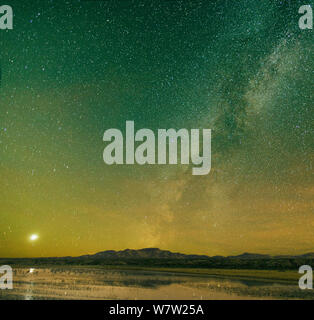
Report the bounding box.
[273,253,314,259]
[1,248,313,270]
[76,248,314,260]
[78,248,209,260]
[227,253,271,259]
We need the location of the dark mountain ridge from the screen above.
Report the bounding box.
[1,248,313,270]
[78,248,209,260]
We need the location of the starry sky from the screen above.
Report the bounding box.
[0,0,313,258]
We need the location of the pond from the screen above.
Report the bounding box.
[0,267,313,300]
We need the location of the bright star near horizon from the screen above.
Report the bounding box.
[30,234,39,241]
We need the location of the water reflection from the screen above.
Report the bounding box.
[0,267,313,300]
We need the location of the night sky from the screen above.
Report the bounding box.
[0,0,313,257]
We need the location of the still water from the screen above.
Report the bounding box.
[0,267,313,300]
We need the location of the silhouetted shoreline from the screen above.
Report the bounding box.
[1,248,313,270]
